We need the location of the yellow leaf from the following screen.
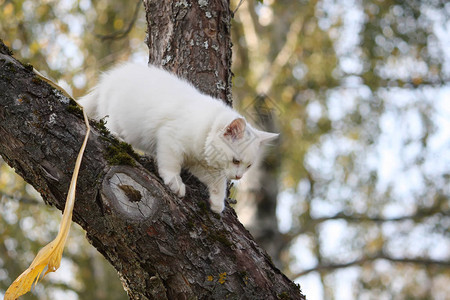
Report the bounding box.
[5,69,90,300]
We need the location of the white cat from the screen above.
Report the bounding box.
[78,63,278,214]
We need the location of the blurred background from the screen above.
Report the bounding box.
[1,0,449,299]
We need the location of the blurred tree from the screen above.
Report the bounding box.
[230,0,450,299]
[232,0,338,269]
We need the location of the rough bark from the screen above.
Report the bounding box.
[144,0,233,104]
[0,43,304,300]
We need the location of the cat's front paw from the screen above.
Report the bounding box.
[209,195,225,214]
[164,175,186,197]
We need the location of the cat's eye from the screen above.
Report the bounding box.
[247,164,252,169]
[232,158,241,165]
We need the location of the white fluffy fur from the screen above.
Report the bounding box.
[78,63,278,213]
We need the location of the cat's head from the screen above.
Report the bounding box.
[205,117,278,180]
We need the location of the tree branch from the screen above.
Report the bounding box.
[0,40,304,299]
[256,17,303,95]
[0,190,42,205]
[232,0,246,16]
[312,209,450,223]
[286,201,449,239]
[293,252,450,278]
[95,0,142,41]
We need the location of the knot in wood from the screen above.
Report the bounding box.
[102,166,161,221]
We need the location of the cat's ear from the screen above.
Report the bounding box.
[224,118,246,140]
[257,130,279,144]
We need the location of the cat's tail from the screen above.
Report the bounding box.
[77,88,99,119]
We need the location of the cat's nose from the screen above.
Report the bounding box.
[235,175,242,180]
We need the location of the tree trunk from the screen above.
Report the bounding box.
[144,0,233,103]
[0,6,304,300]
[145,0,288,269]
